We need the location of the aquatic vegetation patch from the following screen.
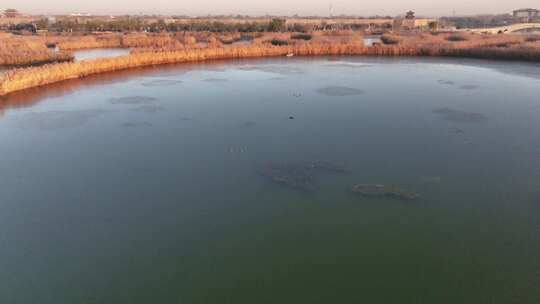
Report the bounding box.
[305,160,349,174]
[317,86,364,97]
[109,96,157,105]
[433,108,487,122]
[259,160,348,192]
[352,184,419,201]
[15,109,107,130]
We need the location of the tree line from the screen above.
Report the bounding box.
[3,17,388,34]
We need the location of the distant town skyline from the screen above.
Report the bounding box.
[2,0,539,17]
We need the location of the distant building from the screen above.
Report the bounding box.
[394,11,436,30]
[3,8,21,18]
[513,8,539,20]
[405,11,415,19]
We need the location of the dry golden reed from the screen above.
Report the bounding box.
[2,32,540,96]
[0,36,73,66]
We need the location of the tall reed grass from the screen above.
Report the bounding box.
[0,36,73,66]
[2,32,540,96]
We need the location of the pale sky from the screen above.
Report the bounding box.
[2,0,539,17]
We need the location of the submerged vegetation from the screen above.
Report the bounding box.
[352,184,419,201]
[259,160,348,192]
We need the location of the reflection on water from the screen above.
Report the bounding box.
[363,35,382,46]
[1,56,540,303]
[73,48,131,61]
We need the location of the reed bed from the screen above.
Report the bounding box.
[0,43,363,95]
[57,35,123,50]
[56,33,182,50]
[2,32,540,96]
[0,36,73,66]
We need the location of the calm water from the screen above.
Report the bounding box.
[363,35,382,46]
[1,57,540,303]
[73,48,131,61]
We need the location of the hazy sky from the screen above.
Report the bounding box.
[3,0,539,16]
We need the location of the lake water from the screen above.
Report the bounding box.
[73,48,131,61]
[363,35,382,46]
[1,57,540,303]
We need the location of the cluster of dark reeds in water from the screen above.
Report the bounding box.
[259,160,419,201]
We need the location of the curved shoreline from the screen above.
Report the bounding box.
[1,43,539,96]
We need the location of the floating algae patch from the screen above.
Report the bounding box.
[433,108,487,122]
[131,105,165,114]
[305,160,349,174]
[121,122,153,128]
[141,79,183,87]
[352,184,419,201]
[258,160,348,192]
[317,86,364,97]
[202,78,229,83]
[109,96,157,105]
[15,109,107,131]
